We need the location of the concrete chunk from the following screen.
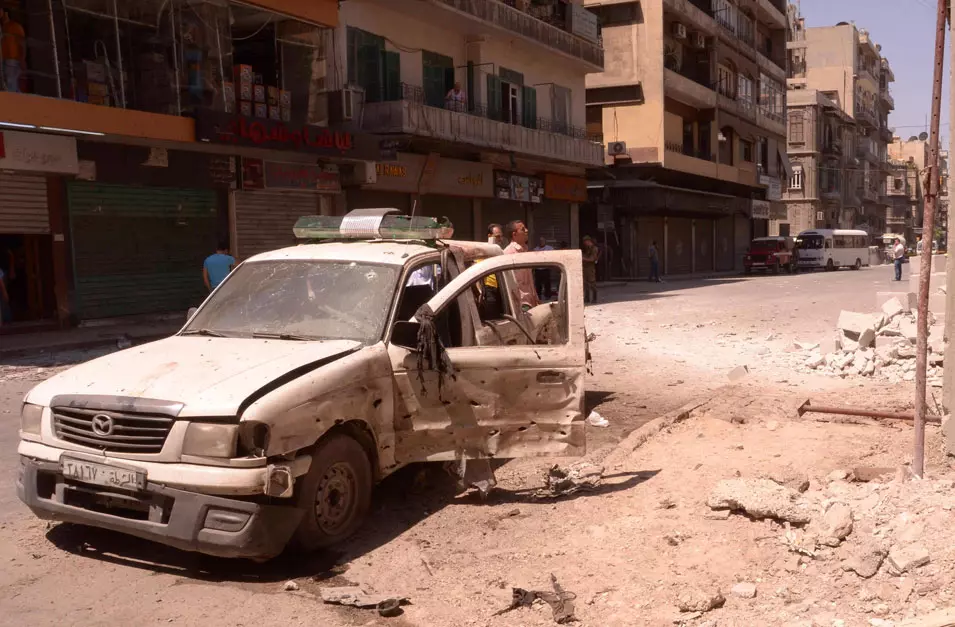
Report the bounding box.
[805,354,825,369]
[877,291,916,312]
[706,478,812,524]
[731,582,757,599]
[858,328,876,348]
[728,365,749,382]
[881,297,905,319]
[838,311,878,335]
[887,544,930,574]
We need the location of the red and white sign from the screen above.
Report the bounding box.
[0,130,79,174]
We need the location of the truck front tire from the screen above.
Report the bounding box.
[292,434,372,551]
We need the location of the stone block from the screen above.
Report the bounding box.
[887,544,930,574]
[858,328,876,348]
[837,311,878,335]
[876,291,916,313]
[880,297,905,319]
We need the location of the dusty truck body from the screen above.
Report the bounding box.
[16,211,587,560]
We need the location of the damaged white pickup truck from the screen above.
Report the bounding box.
[17,209,587,560]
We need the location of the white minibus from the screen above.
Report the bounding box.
[795,229,870,271]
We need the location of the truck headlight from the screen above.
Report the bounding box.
[182,423,239,458]
[20,403,43,436]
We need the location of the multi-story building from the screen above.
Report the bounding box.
[889,138,949,246]
[778,89,857,235]
[333,0,604,246]
[885,157,920,245]
[0,0,603,332]
[582,0,790,278]
[784,15,894,237]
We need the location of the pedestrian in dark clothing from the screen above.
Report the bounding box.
[648,240,662,283]
[581,236,599,304]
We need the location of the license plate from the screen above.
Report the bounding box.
[60,457,146,491]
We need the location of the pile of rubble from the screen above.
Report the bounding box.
[788,297,945,385]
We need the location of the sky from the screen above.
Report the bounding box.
[798,0,950,144]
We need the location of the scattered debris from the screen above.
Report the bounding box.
[676,587,726,613]
[703,509,731,521]
[815,502,853,547]
[494,574,577,624]
[887,544,931,574]
[283,580,300,592]
[842,545,888,578]
[731,582,757,599]
[320,586,410,610]
[728,365,750,382]
[537,461,604,498]
[706,478,813,525]
[586,411,610,428]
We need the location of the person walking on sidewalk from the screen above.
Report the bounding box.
[893,238,905,282]
[648,240,662,283]
[581,235,599,304]
[203,239,235,292]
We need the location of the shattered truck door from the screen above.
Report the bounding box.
[387,250,587,463]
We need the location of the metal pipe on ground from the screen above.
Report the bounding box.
[796,401,943,425]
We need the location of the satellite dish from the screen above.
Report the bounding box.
[909,136,919,142]
[919,132,929,141]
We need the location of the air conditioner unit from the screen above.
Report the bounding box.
[672,23,688,40]
[692,32,706,49]
[607,141,628,156]
[341,87,358,121]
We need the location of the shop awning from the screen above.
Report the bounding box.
[778,147,794,179]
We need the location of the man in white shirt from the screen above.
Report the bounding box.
[503,220,539,311]
[893,238,905,281]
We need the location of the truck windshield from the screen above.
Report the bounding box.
[797,235,824,250]
[183,260,399,344]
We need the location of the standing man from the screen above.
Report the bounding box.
[648,240,662,283]
[203,239,235,292]
[445,81,466,112]
[893,237,905,282]
[503,220,539,311]
[487,223,504,248]
[533,235,554,300]
[1,8,25,93]
[581,236,599,304]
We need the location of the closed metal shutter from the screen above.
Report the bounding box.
[667,218,693,275]
[233,190,322,261]
[715,216,735,271]
[635,217,664,278]
[0,172,50,234]
[530,201,570,246]
[695,219,715,273]
[346,189,411,213]
[68,182,217,319]
[420,195,474,241]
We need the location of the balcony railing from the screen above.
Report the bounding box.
[431,0,603,68]
[665,140,713,161]
[362,83,604,166]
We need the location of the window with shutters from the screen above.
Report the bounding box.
[552,85,572,134]
[422,51,454,108]
[522,85,537,129]
[346,27,388,103]
[789,112,805,144]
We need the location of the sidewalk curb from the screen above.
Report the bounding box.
[0,332,172,360]
[598,272,741,286]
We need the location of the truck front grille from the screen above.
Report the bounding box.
[52,406,174,454]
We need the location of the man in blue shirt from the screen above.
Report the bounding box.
[203,240,235,292]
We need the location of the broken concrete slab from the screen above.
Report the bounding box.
[728,365,750,382]
[838,311,879,335]
[676,588,726,613]
[881,297,906,319]
[320,586,410,609]
[805,354,825,369]
[858,328,876,348]
[842,544,887,578]
[731,582,757,599]
[706,478,812,525]
[887,544,931,574]
[817,502,853,546]
[877,291,916,313]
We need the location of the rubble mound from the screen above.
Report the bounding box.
[706,478,814,524]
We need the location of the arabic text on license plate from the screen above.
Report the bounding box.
[60,458,146,491]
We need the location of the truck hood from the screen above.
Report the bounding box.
[26,336,363,417]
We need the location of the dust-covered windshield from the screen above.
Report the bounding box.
[796,234,824,250]
[183,260,399,344]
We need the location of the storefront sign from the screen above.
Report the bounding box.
[751,199,771,220]
[0,130,79,174]
[495,171,543,203]
[195,110,390,161]
[759,174,782,201]
[364,153,494,197]
[769,201,788,220]
[242,158,341,193]
[544,173,588,202]
[570,4,600,43]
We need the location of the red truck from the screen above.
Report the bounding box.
[743,236,798,274]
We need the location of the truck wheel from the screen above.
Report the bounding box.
[292,434,372,551]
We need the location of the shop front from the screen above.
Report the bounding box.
[352,153,494,241]
[233,159,340,260]
[66,143,233,320]
[752,199,771,239]
[485,171,545,238]
[0,129,79,330]
[536,173,587,247]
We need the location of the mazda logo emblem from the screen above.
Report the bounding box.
[91,414,114,436]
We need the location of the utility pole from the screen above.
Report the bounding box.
[914,0,947,478]
[944,0,955,415]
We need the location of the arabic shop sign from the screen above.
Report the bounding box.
[195,110,388,161]
[242,158,341,193]
[365,152,494,197]
[495,170,543,203]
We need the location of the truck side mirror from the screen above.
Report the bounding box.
[391,321,420,351]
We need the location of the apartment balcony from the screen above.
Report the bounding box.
[881,88,895,111]
[756,105,786,138]
[385,0,603,71]
[664,68,717,109]
[759,0,788,29]
[822,139,843,156]
[854,105,879,129]
[857,137,880,164]
[361,83,604,167]
[664,141,718,178]
[821,188,842,202]
[880,127,894,143]
[663,0,717,35]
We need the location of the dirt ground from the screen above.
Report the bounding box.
[1,269,953,626]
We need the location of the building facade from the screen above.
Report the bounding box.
[884,157,920,245]
[784,13,895,237]
[0,0,603,330]
[333,0,604,247]
[888,138,950,247]
[583,0,790,278]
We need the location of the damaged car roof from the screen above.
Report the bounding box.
[248,240,505,266]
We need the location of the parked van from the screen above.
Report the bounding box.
[795,229,870,271]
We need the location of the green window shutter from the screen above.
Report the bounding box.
[346,28,358,85]
[382,50,400,102]
[487,74,502,121]
[423,65,444,108]
[521,85,537,129]
[357,43,382,102]
[466,62,474,113]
